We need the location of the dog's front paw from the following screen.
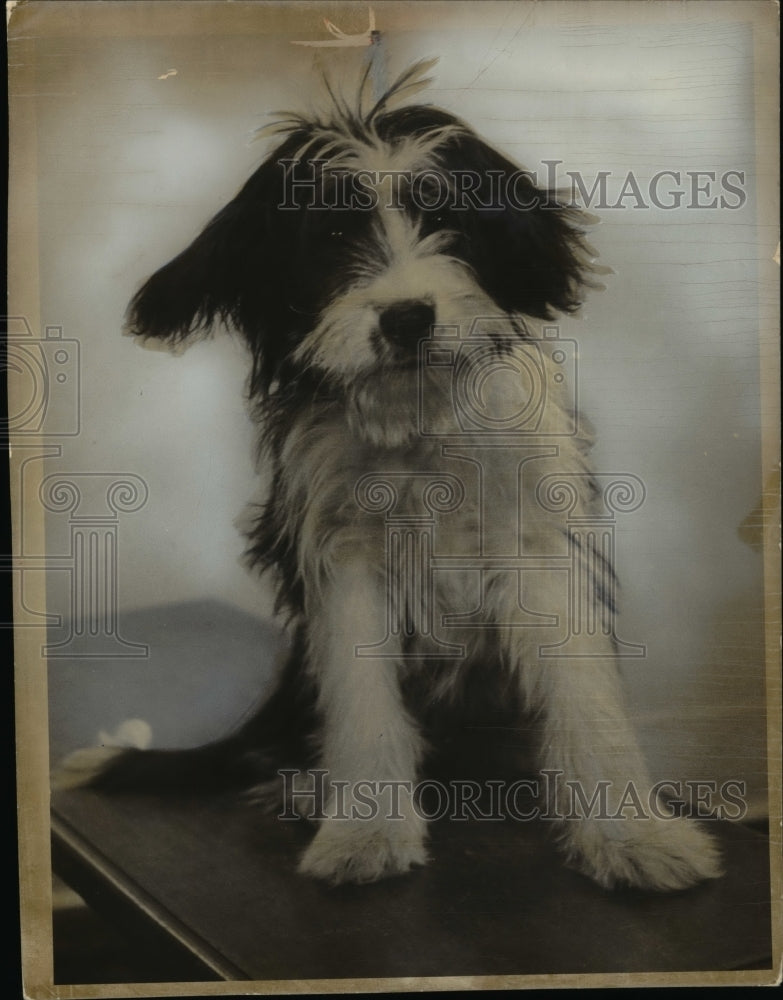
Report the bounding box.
[298,819,428,885]
[565,817,723,892]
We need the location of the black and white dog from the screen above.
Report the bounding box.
[60,64,721,890]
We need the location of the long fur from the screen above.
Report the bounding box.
[58,64,721,890]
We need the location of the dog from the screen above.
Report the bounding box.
[58,63,721,890]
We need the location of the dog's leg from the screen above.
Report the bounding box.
[297,562,427,885]
[517,650,722,890]
[490,550,722,891]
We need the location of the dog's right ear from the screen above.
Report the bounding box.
[125,132,303,349]
[125,198,261,349]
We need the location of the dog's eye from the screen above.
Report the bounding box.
[304,210,371,250]
[419,209,460,237]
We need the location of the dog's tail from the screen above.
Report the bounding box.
[53,638,319,798]
[52,738,271,795]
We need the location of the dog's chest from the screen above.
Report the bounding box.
[279,410,571,573]
[281,416,477,544]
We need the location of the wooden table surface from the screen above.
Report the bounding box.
[51,785,773,984]
[48,601,774,985]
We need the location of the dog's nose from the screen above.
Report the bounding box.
[378,300,436,354]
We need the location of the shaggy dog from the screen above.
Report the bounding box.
[59,64,721,889]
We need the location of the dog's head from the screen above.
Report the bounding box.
[127,63,598,413]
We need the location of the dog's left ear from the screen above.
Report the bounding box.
[446,132,599,319]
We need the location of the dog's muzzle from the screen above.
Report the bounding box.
[378,300,436,358]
